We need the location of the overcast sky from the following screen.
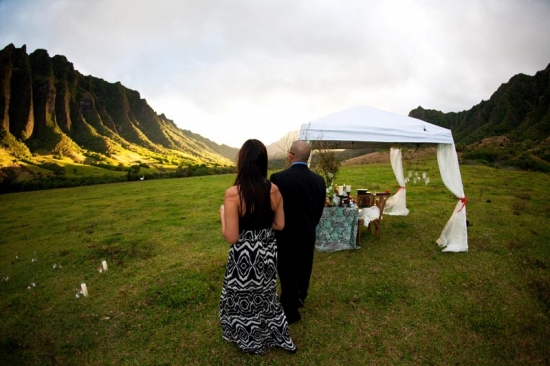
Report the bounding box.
[1,0,549,148]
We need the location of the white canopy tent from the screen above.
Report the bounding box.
[299,105,468,253]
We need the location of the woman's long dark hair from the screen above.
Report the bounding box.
[234,139,269,219]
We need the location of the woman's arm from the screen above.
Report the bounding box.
[220,187,240,244]
[271,183,285,231]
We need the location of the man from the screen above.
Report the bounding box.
[270,140,326,324]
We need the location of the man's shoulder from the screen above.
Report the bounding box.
[310,169,324,179]
[308,169,325,183]
[270,170,287,180]
[271,167,293,177]
[271,165,323,181]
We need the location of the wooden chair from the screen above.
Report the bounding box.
[367,196,387,240]
[357,196,387,242]
[357,218,364,243]
[357,193,373,208]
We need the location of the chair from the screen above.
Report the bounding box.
[357,196,387,242]
[367,196,387,240]
[357,193,375,208]
[357,218,364,243]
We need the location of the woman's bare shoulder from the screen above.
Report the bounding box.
[270,183,282,202]
[224,186,239,199]
[270,182,280,193]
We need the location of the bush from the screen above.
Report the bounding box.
[508,155,550,172]
[38,161,65,176]
[0,174,128,193]
[0,162,234,194]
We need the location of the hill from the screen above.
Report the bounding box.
[265,130,299,159]
[409,63,550,171]
[0,44,238,174]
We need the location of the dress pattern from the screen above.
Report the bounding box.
[220,188,296,354]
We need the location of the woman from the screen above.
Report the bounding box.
[219,139,297,355]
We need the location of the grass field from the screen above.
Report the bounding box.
[1,157,549,365]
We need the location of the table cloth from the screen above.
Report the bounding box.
[315,207,359,252]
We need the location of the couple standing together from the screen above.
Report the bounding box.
[219,139,326,355]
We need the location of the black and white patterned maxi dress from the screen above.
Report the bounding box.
[220,182,296,354]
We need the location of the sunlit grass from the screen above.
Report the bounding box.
[1,158,549,365]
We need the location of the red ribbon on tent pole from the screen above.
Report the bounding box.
[397,186,404,193]
[458,197,467,212]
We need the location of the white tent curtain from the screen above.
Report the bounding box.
[436,143,468,252]
[384,147,409,216]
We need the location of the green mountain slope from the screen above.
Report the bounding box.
[0,43,237,169]
[409,63,550,171]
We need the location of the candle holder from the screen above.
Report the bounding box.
[339,195,350,207]
[332,194,340,207]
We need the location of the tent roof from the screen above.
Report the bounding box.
[299,105,455,149]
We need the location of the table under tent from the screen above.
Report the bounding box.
[299,105,468,253]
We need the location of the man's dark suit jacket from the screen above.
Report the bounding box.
[270,163,326,245]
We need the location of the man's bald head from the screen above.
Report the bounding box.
[290,141,311,162]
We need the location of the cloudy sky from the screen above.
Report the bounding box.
[1,0,549,148]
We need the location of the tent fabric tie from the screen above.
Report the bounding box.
[458,197,467,212]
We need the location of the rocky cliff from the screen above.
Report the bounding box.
[0,44,237,166]
[409,63,550,171]
[409,63,550,146]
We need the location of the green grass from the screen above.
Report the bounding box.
[1,158,549,365]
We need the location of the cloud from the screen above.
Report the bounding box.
[1,0,550,147]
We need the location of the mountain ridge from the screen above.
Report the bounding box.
[2,42,549,178]
[409,63,550,145]
[408,62,550,171]
[0,43,238,168]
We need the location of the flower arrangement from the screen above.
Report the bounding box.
[323,174,336,206]
[314,146,340,205]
